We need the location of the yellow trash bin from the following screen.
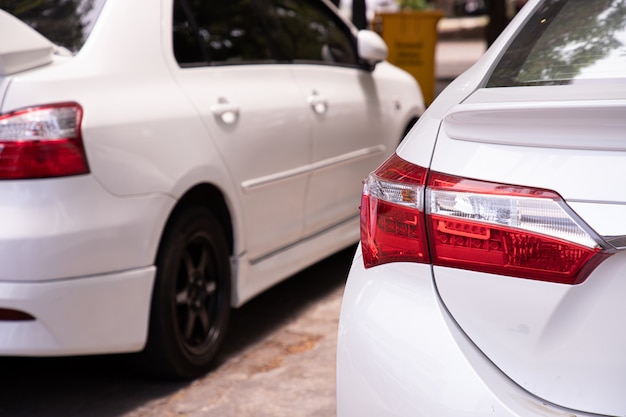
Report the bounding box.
[373,10,444,105]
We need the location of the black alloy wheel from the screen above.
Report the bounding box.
[144,206,231,379]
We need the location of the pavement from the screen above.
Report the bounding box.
[121,247,357,417]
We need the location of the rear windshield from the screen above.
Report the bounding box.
[487,0,626,87]
[0,0,106,53]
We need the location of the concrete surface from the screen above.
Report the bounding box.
[121,247,357,417]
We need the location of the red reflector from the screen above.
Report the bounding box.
[0,103,89,179]
[0,308,35,321]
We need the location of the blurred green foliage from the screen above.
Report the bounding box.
[398,0,432,10]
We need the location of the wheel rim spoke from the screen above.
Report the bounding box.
[198,308,210,335]
[176,289,189,305]
[196,248,208,277]
[184,252,196,282]
[184,311,197,340]
[205,281,216,295]
[175,235,221,349]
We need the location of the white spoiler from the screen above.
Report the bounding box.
[0,9,54,76]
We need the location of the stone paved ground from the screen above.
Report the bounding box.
[121,247,356,417]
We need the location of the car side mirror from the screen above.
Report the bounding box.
[357,29,388,68]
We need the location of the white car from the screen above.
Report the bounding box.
[337,0,626,416]
[0,0,423,378]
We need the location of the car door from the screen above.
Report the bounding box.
[261,0,389,236]
[171,0,311,260]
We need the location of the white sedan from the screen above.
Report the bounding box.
[337,0,626,416]
[0,0,423,378]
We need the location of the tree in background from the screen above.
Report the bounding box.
[398,0,431,9]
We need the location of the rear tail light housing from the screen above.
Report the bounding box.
[361,153,611,285]
[0,103,89,179]
[361,155,430,265]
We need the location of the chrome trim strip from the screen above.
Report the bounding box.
[604,235,626,250]
[249,213,358,265]
[240,145,386,192]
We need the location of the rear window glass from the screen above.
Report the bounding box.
[0,0,106,53]
[487,0,626,87]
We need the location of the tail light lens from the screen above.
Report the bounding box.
[361,153,610,285]
[0,103,89,179]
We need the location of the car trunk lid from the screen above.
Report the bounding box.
[426,85,626,416]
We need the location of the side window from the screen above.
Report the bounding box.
[263,0,358,65]
[172,0,274,67]
[173,0,206,65]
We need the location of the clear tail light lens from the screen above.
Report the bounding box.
[361,153,611,285]
[0,103,89,179]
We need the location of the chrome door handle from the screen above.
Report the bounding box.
[211,98,239,124]
[308,92,328,115]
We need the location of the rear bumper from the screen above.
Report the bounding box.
[0,175,172,282]
[336,246,598,417]
[0,174,171,355]
[0,266,154,355]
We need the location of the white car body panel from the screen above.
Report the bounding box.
[0,0,424,356]
[237,216,360,304]
[338,0,626,415]
[0,267,154,355]
[0,176,172,281]
[435,252,626,416]
[430,89,626,234]
[427,87,626,413]
[337,249,600,417]
[291,62,415,235]
[175,64,310,260]
[0,10,54,75]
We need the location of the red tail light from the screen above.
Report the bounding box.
[361,153,611,285]
[361,155,429,266]
[0,103,89,179]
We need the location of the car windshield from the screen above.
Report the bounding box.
[487,0,626,87]
[0,0,106,53]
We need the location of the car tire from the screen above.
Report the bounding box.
[143,206,231,379]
